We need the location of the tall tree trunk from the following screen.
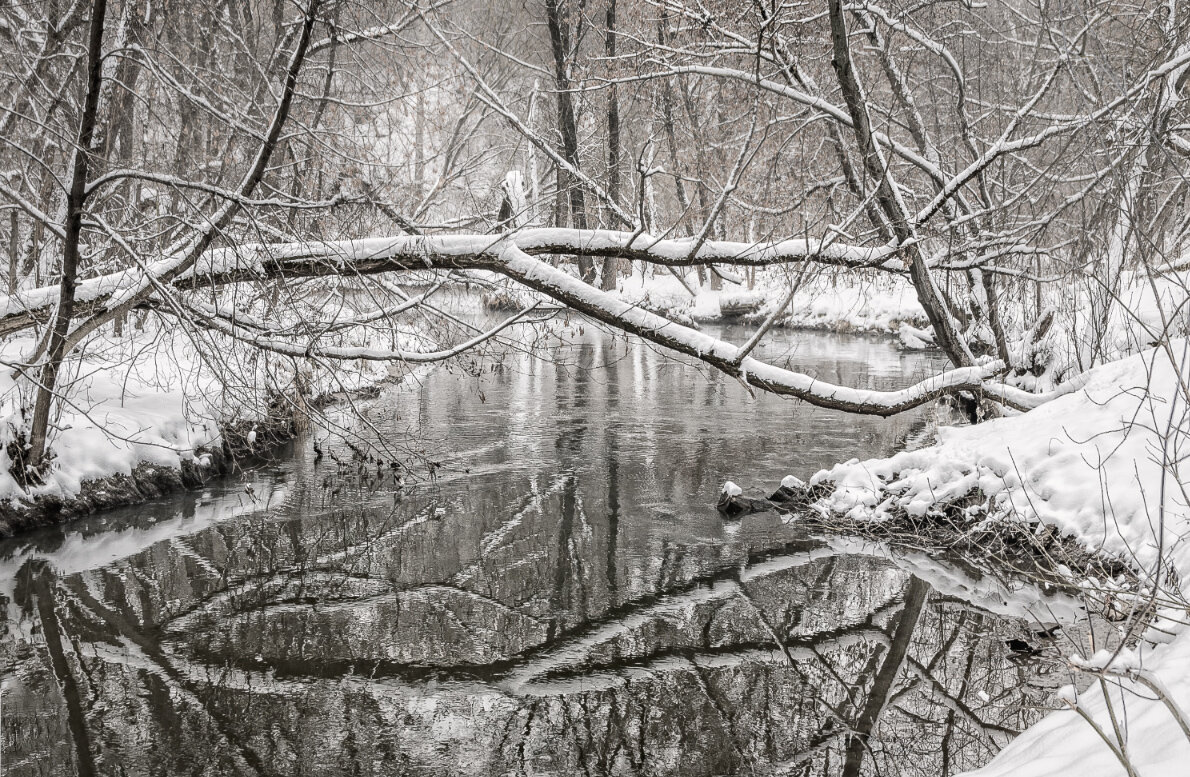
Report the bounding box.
[100,0,145,338]
[7,210,17,295]
[24,0,322,473]
[826,0,973,368]
[415,88,426,202]
[526,80,541,226]
[600,0,620,291]
[57,0,321,354]
[544,0,594,282]
[25,0,110,474]
[674,71,716,288]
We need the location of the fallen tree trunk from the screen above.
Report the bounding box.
[0,228,904,335]
[2,231,1019,417]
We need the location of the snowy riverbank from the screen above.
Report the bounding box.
[614,267,930,333]
[0,321,401,534]
[777,341,1190,777]
[476,265,931,333]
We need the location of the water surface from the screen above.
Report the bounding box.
[0,323,1090,776]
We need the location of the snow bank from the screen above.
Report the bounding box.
[963,634,1190,777]
[614,267,927,332]
[812,344,1187,572]
[1013,270,1190,392]
[0,293,413,516]
[0,332,224,506]
[1090,270,1190,362]
[799,341,1190,777]
[771,272,927,333]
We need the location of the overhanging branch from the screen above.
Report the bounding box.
[0,230,1034,417]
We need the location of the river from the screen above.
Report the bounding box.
[0,321,1095,776]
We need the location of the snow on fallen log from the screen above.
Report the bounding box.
[0,228,903,335]
[0,232,1015,416]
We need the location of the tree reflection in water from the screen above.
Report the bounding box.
[0,329,1090,776]
[3,491,1087,777]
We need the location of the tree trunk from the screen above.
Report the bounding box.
[659,74,691,231]
[600,0,620,291]
[675,70,715,288]
[415,88,426,202]
[20,171,57,285]
[7,210,17,295]
[51,0,322,360]
[25,0,110,474]
[100,0,145,338]
[826,0,973,368]
[24,0,322,473]
[544,0,594,283]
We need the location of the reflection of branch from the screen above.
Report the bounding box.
[158,505,435,635]
[409,583,546,624]
[904,656,1016,748]
[29,564,98,777]
[941,612,979,771]
[688,657,748,764]
[514,627,890,697]
[741,568,897,729]
[767,730,850,773]
[62,577,266,776]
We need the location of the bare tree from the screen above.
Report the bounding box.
[1,0,1187,473]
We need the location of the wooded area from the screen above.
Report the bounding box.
[1,0,1187,473]
[3,3,1190,775]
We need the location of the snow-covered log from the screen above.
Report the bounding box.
[0,229,903,336]
[0,230,1029,416]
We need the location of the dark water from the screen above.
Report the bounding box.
[0,323,1089,776]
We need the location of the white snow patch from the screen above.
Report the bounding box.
[800,340,1190,777]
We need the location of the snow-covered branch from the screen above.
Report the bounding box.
[0,228,904,335]
[0,227,1021,416]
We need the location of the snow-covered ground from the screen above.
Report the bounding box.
[0,298,411,512]
[611,264,1189,377]
[614,266,929,332]
[796,340,1190,777]
[1014,269,1190,392]
[0,329,225,503]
